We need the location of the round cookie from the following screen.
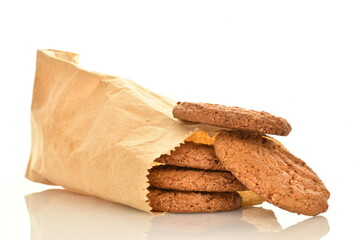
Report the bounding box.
[147,188,243,213]
[155,141,226,171]
[148,165,247,192]
[173,102,292,136]
[214,130,330,216]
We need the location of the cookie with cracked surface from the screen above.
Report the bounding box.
[148,165,247,192]
[155,141,226,171]
[147,188,243,213]
[214,130,330,216]
[173,102,292,136]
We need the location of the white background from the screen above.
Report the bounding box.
[0,1,359,239]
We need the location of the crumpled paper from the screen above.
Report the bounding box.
[26,49,219,213]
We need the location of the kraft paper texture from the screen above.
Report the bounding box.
[26,49,219,213]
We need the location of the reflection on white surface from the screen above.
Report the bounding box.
[26,189,329,240]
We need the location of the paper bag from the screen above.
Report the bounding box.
[26,49,218,212]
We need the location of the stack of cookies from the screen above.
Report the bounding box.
[147,142,248,213]
[147,102,330,216]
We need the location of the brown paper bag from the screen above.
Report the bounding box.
[26,49,219,213]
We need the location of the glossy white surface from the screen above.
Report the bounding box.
[0,180,359,240]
